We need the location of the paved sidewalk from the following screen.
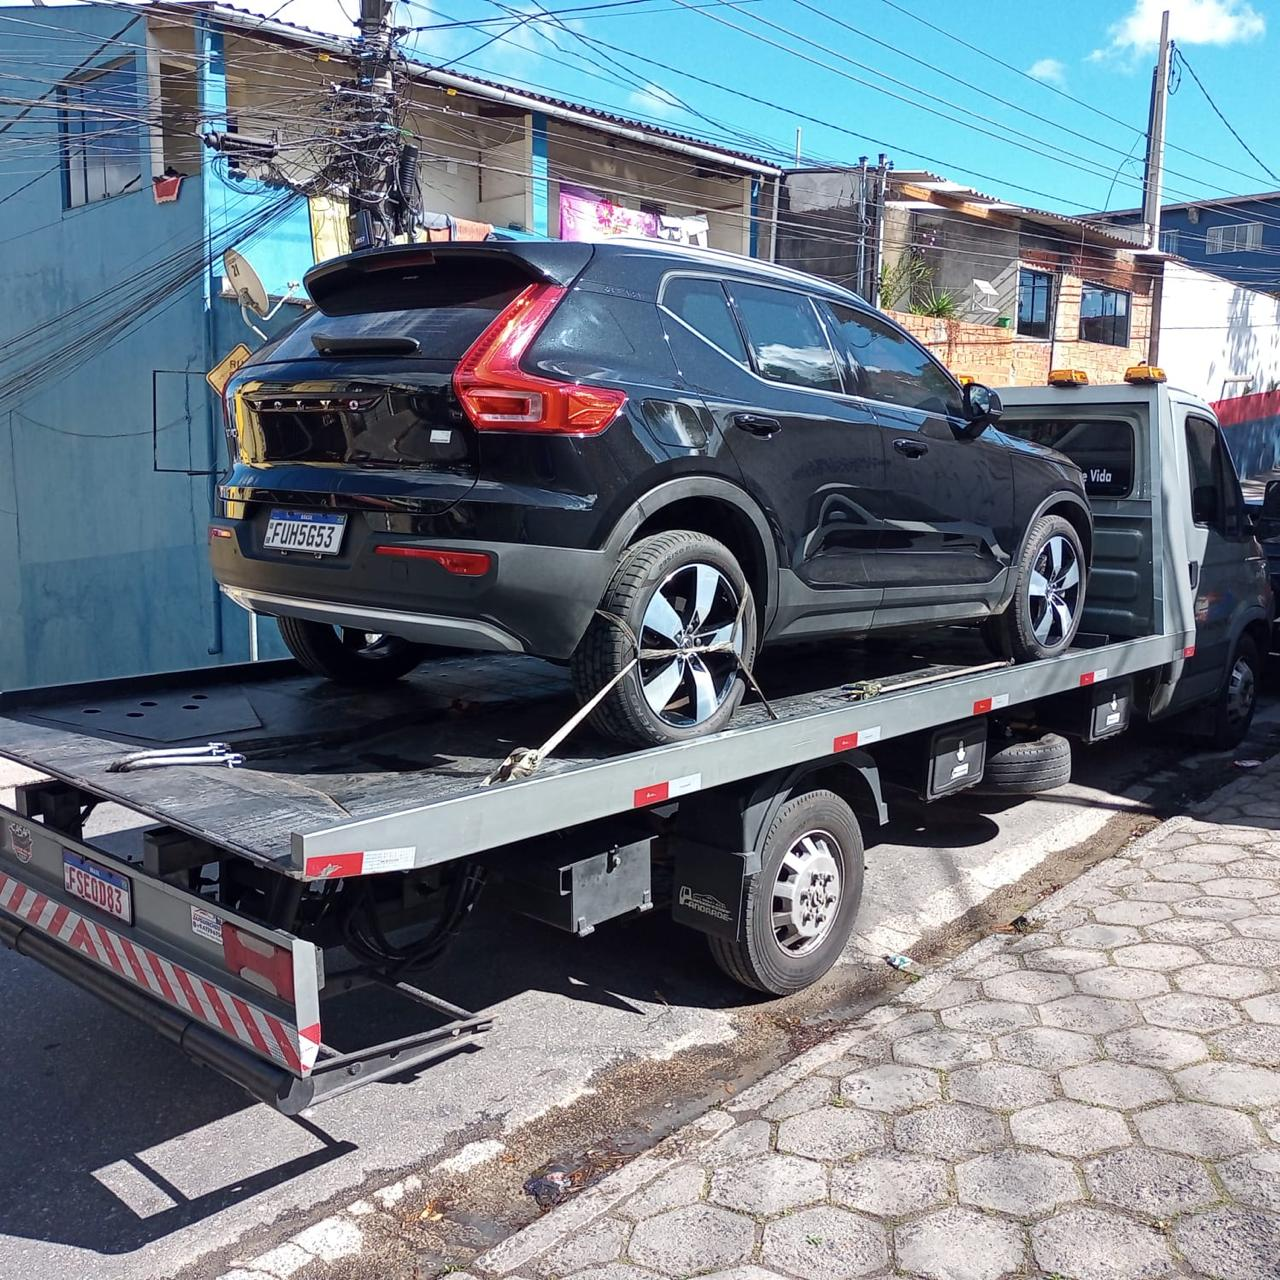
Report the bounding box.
[472,763,1280,1280]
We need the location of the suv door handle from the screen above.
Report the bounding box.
[893,437,929,458]
[732,413,782,438]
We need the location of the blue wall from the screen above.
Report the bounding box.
[0,5,306,690]
[1104,197,1280,288]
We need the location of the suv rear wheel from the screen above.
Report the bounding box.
[572,531,758,748]
[277,617,431,684]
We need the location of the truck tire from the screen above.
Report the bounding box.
[974,730,1073,795]
[709,789,864,995]
[1208,634,1260,750]
[572,531,758,748]
[277,617,430,684]
[993,515,1087,662]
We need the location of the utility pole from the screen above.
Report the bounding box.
[1141,9,1172,364]
[1141,9,1172,251]
[348,0,401,250]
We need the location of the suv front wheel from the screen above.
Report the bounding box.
[572,531,758,748]
[990,514,1086,663]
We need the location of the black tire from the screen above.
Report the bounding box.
[993,514,1087,662]
[973,729,1073,794]
[571,531,758,748]
[277,617,430,685]
[709,789,864,996]
[1209,634,1261,750]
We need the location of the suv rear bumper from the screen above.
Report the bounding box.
[210,523,616,659]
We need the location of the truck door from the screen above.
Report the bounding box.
[1172,410,1262,709]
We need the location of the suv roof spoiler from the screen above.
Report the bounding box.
[304,242,595,309]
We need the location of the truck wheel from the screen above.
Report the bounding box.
[708,789,864,995]
[572,531,758,748]
[1209,635,1260,750]
[277,617,430,684]
[995,515,1086,662]
[973,730,1073,794]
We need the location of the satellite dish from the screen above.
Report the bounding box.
[224,248,270,317]
[222,247,299,341]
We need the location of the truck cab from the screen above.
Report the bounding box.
[998,371,1272,746]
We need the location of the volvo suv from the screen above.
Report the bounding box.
[211,240,1091,747]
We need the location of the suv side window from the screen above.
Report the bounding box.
[822,301,963,417]
[725,281,842,393]
[660,276,748,363]
[1186,414,1245,536]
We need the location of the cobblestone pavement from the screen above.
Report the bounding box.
[473,766,1280,1280]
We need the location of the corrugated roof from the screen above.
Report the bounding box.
[890,169,1148,251]
[1095,190,1280,219]
[150,2,778,172]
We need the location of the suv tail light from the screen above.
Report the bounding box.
[453,283,627,434]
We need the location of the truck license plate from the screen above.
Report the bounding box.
[63,850,133,925]
[264,510,346,555]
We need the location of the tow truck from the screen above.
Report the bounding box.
[0,370,1270,1112]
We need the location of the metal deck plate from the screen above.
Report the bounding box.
[30,687,263,742]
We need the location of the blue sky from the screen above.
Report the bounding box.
[4,0,1276,214]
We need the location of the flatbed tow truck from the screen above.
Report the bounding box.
[0,377,1270,1113]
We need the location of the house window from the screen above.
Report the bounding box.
[1079,283,1131,347]
[1016,268,1054,339]
[1205,221,1263,254]
[60,60,142,207]
[1159,230,1179,254]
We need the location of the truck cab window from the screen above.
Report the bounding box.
[1186,414,1245,536]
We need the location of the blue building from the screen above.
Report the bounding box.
[1095,192,1280,292]
[0,2,777,692]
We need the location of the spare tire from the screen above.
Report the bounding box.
[974,730,1072,795]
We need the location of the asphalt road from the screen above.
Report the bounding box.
[2,706,1277,1280]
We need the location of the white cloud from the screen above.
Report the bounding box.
[628,82,682,118]
[1093,0,1265,59]
[1027,57,1066,86]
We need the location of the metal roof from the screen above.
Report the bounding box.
[147,2,779,173]
[889,169,1148,251]
[1094,190,1280,219]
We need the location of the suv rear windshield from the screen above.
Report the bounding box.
[255,257,528,365]
[1001,417,1135,498]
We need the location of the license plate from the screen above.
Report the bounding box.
[63,850,133,925]
[264,510,346,555]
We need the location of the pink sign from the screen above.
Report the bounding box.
[559,189,659,242]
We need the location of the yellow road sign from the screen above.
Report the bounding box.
[206,343,254,397]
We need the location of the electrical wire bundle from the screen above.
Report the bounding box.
[340,865,487,974]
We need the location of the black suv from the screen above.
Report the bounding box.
[212,240,1091,747]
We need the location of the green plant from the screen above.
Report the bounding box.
[909,289,961,319]
[878,251,932,310]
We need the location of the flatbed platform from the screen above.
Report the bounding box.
[0,627,1183,879]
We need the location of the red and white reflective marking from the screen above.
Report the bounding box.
[0,871,319,1076]
[303,845,416,880]
[1079,666,1110,687]
[972,693,1010,715]
[633,772,703,808]
[833,725,882,752]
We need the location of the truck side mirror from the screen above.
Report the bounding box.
[1264,479,1280,519]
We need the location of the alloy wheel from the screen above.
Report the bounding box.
[638,562,745,727]
[1028,534,1082,648]
[770,830,842,957]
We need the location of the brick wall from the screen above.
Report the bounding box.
[889,247,1154,389]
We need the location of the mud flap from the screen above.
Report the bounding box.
[670,841,756,941]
